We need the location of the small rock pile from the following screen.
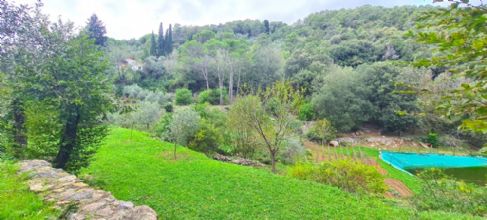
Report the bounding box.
[17,160,157,220]
[212,154,264,167]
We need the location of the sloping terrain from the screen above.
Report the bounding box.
[80,127,476,219]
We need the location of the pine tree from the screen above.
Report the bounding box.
[150,31,157,56]
[86,14,107,46]
[157,22,165,57]
[165,24,173,55]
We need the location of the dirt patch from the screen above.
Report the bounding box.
[384,178,413,198]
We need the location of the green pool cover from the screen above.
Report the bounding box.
[380,151,487,175]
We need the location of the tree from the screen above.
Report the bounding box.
[157,22,165,57]
[86,14,107,46]
[0,0,68,158]
[150,31,157,56]
[263,20,270,34]
[312,66,371,132]
[165,24,173,55]
[175,88,193,105]
[40,35,112,169]
[168,109,200,159]
[358,62,418,134]
[229,81,302,173]
[414,1,487,133]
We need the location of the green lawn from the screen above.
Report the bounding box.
[80,127,477,219]
[0,161,59,219]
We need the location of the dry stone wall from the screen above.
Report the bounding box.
[18,160,157,220]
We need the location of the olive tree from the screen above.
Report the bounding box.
[168,109,200,159]
[229,81,302,173]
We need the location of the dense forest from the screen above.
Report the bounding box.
[1,0,486,219]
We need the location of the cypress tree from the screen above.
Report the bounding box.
[157,22,165,57]
[263,20,270,34]
[165,24,173,55]
[86,14,107,46]
[150,31,157,56]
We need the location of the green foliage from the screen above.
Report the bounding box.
[23,100,61,160]
[169,109,200,146]
[424,131,439,148]
[188,119,222,153]
[298,102,314,121]
[312,66,371,131]
[198,89,228,105]
[85,14,107,47]
[229,81,303,172]
[80,127,470,219]
[306,119,336,144]
[175,88,193,105]
[0,161,59,219]
[413,2,487,133]
[413,169,487,217]
[289,160,387,194]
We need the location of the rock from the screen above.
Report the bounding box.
[212,153,264,167]
[131,205,157,220]
[16,160,158,220]
[118,201,134,209]
[329,141,339,147]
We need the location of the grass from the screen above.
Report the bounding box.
[355,147,422,192]
[0,160,59,219]
[80,127,480,219]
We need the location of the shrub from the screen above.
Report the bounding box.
[306,119,336,144]
[280,138,306,164]
[198,89,228,105]
[413,169,487,217]
[164,104,173,113]
[438,135,466,148]
[289,159,387,194]
[175,88,193,105]
[188,119,222,153]
[298,102,315,121]
[479,147,487,156]
[424,132,439,148]
[198,90,210,104]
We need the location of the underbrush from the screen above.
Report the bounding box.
[288,159,387,194]
[0,160,59,219]
[413,169,487,217]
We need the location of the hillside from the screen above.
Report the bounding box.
[79,128,475,219]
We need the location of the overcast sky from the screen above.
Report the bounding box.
[14,0,433,40]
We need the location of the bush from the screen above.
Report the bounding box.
[198,89,228,105]
[479,147,487,156]
[306,119,336,144]
[188,119,222,153]
[413,169,487,217]
[280,138,306,164]
[424,132,439,148]
[438,135,466,148]
[175,88,193,105]
[298,102,315,121]
[288,159,387,194]
[164,104,173,113]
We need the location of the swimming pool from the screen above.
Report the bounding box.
[380,151,487,184]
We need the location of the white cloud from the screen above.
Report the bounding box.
[13,0,431,39]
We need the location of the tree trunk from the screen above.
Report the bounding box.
[53,105,80,169]
[270,150,277,173]
[203,67,209,90]
[12,98,27,158]
[174,142,177,160]
[236,72,241,97]
[228,64,234,103]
